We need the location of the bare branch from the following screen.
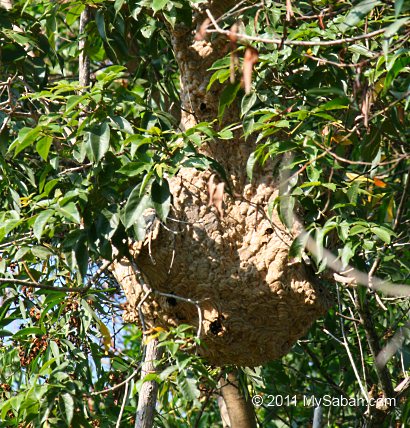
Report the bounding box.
[0,260,113,294]
[130,260,204,339]
[0,278,85,293]
[79,6,91,89]
[91,365,141,396]
[205,9,386,47]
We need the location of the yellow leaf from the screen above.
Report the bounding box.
[20,193,35,207]
[386,197,394,222]
[152,326,166,332]
[143,333,159,345]
[331,134,352,145]
[373,77,385,97]
[99,322,111,353]
[346,172,369,182]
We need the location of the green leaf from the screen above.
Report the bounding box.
[61,393,74,425]
[384,17,409,38]
[49,340,60,362]
[348,44,374,58]
[13,327,46,339]
[314,97,349,112]
[65,94,88,114]
[33,209,53,241]
[36,136,53,161]
[218,128,234,140]
[383,55,410,95]
[241,92,257,117]
[207,69,231,90]
[95,10,107,41]
[152,0,167,13]
[288,236,305,262]
[182,156,211,170]
[218,82,241,120]
[321,183,336,191]
[395,0,405,16]
[371,226,392,244]
[122,190,153,231]
[96,65,126,83]
[110,116,133,134]
[75,237,89,278]
[177,375,200,403]
[349,224,368,235]
[15,247,30,260]
[339,0,381,33]
[39,357,57,375]
[279,195,295,228]
[31,245,53,259]
[9,127,42,157]
[3,29,33,46]
[85,122,110,162]
[160,364,178,381]
[57,202,81,224]
[340,242,354,268]
[118,162,150,177]
[66,3,85,26]
[151,179,171,222]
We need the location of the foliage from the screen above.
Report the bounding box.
[0,0,409,427]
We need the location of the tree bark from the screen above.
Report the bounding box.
[135,338,162,428]
[219,370,257,428]
[79,6,90,89]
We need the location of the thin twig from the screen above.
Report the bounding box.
[336,284,369,401]
[300,343,351,399]
[354,292,395,399]
[206,9,386,47]
[335,311,361,323]
[130,260,204,339]
[58,162,93,175]
[368,167,410,288]
[115,379,129,428]
[0,278,85,293]
[349,305,367,385]
[91,365,141,396]
[193,371,224,428]
[0,260,112,294]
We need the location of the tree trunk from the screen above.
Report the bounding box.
[219,370,257,428]
[135,338,162,428]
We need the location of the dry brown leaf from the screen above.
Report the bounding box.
[229,24,239,83]
[208,174,217,206]
[228,22,238,44]
[286,0,294,21]
[318,11,326,30]
[207,174,225,218]
[195,18,211,41]
[242,46,258,94]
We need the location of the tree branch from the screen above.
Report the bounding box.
[79,6,90,89]
[354,294,394,398]
[135,338,163,428]
[0,260,112,294]
[206,9,386,46]
[219,370,257,428]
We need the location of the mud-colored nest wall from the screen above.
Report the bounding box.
[112,14,331,366]
[114,168,331,366]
